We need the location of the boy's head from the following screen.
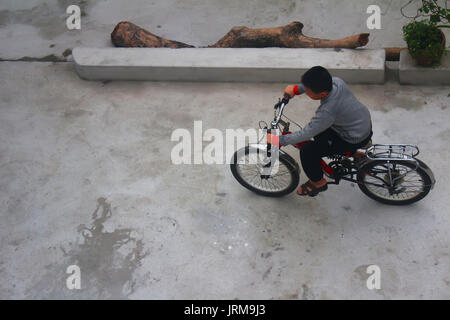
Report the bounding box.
[301,66,333,100]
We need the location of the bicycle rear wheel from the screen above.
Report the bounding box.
[357,159,432,205]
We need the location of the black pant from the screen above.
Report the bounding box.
[300,127,373,182]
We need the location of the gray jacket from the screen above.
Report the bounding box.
[278,76,372,146]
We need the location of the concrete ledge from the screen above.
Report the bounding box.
[399,49,450,85]
[73,47,385,83]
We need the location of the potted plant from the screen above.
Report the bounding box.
[403,20,446,66]
[401,0,449,66]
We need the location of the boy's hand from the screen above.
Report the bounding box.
[284,85,296,98]
[266,133,281,147]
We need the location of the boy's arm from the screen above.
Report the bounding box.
[278,107,335,146]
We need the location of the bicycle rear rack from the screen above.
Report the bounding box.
[365,144,419,162]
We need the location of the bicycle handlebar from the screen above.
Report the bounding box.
[282,93,291,104]
[274,93,291,109]
[271,93,291,129]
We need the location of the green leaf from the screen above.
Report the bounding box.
[430,15,440,23]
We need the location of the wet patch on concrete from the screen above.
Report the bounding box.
[277,282,321,300]
[353,264,371,281]
[0,55,67,62]
[300,283,316,300]
[25,197,148,299]
[279,290,301,299]
[438,128,450,140]
[377,92,426,112]
[262,265,272,280]
[352,85,429,113]
[342,205,352,212]
[63,108,93,118]
[62,48,72,57]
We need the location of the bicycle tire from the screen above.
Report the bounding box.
[357,159,432,205]
[230,146,300,197]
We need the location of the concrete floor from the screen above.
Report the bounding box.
[1,0,450,300]
[1,61,449,299]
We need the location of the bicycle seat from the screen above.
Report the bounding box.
[346,139,373,157]
[360,139,373,149]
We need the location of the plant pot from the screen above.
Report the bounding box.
[408,29,446,66]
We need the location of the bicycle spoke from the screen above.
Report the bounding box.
[235,153,292,192]
[362,163,425,201]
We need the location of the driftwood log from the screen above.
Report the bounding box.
[208,21,369,48]
[111,21,369,49]
[111,21,407,61]
[111,21,194,48]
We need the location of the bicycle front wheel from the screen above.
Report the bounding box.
[230,146,300,197]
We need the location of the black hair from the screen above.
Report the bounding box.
[301,66,332,94]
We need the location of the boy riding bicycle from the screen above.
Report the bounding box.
[267,66,373,197]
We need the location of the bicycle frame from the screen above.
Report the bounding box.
[283,132,342,176]
[279,130,357,184]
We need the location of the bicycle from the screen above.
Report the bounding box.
[230,94,436,205]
